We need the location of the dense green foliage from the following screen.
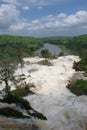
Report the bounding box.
[0,93,31,110]
[0,35,43,58]
[0,46,16,93]
[40,36,72,45]
[63,34,87,72]
[64,34,87,55]
[0,34,42,45]
[41,49,52,58]
[67,79,87,96]
[0,107,30,119]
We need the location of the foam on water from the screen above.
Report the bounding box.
[22,56,87,130]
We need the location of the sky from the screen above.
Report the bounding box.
[0,0,87,37]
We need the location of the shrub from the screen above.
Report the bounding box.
[0,107,30,118]
[1,93,31,110]
[41,49,52,58]
[67,79,87,96]
[0,93,47,120]
[38,59,53,66]
[12,87,34,97]
[28,111,47,120]
[58,52,64,57]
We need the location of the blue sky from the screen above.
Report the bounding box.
[0,0,87,37]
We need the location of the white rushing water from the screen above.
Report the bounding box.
[1,55,87,130]
[21,55,87,130]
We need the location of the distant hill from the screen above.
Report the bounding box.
[0,34,87,45]
[0,35,43,58]
[39,36,72,45]
[0,34,87,55]
[0,34,42,45]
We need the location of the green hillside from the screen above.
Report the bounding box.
[0,34,42,44]
[39,36,72,45]
[0,35,43,58]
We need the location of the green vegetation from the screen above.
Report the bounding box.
[38,59,53,66]
[0,47,16,93]
[41,34,87,59]
[0,35,47,120]
[12,86,34,97]
[0,33,87,106]
[41,34,87,95]
[0,107,30,119]
[63,34,87,72]
[41,49,53,58]
[73,60,87,73]
[0,93,31,110]
[0,34,43,45]
[58,51,64,57]
[67,79,87,96]
[27,111,47,120]
[0,35,43,58]
[0,93,47,120]
[61,34,87,95]
[40,36,72,45]
[0,35,43,93]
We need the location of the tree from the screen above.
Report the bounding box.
[0,62,15,93]
[0,46,16,93]
[14,44,25,75]
[41,49,52,58]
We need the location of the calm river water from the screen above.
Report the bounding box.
[36,43,61,56]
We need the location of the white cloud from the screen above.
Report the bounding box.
[20,0,54,5]
[0,4,20,33]
[0,5,87,37]
[2,0,21,6]
[2,0,62,6]
[32,19,40,24]
[25,10,87,36]
[0,4,19,25]
[22,6,30,10]
[9,23,25,31]
[63,11,87,27]
[38,6,43,10]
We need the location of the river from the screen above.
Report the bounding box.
[36,43,61,56]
